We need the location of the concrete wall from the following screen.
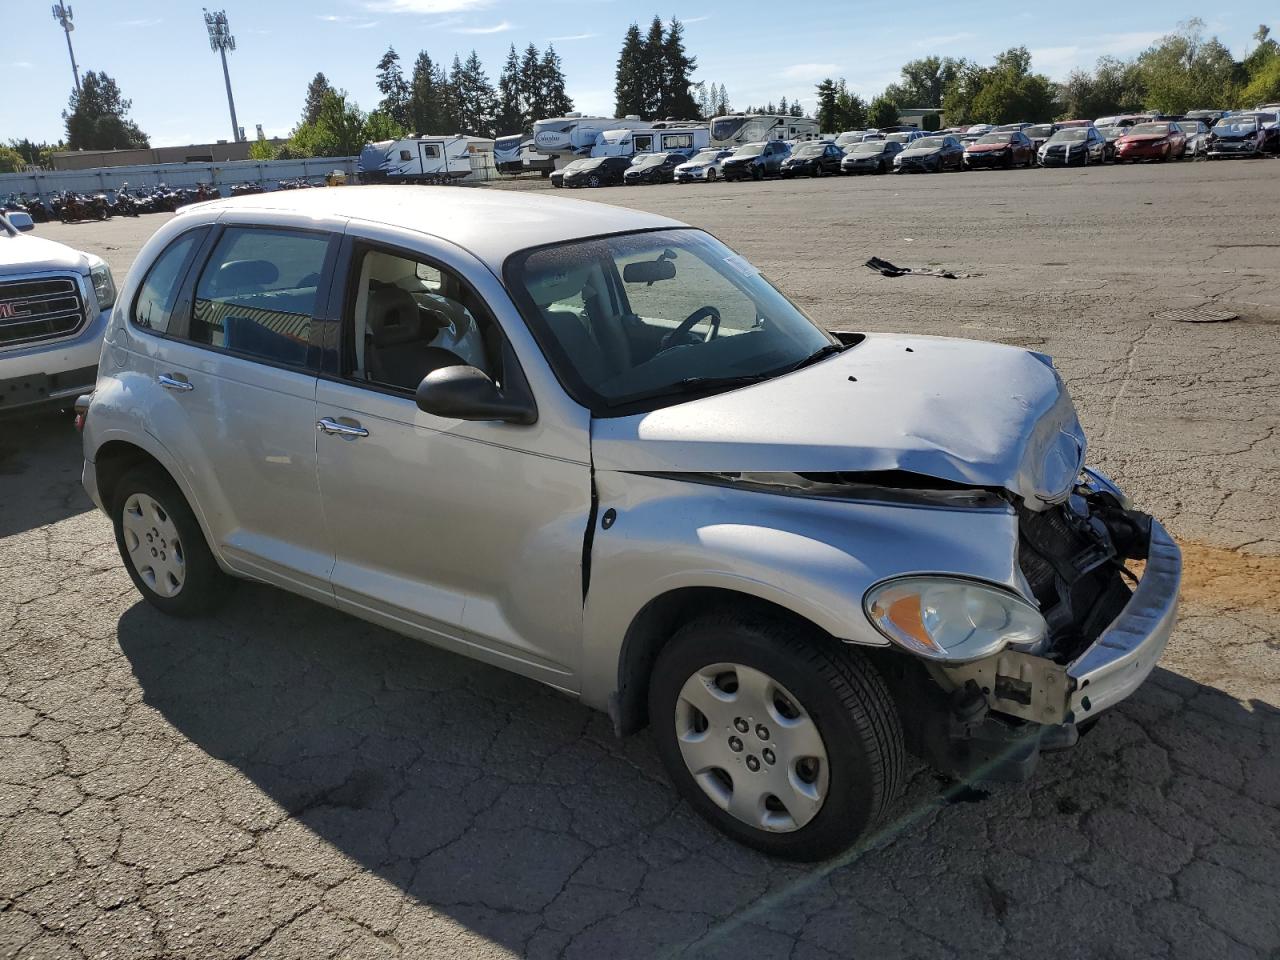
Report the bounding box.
[51,140,290,170]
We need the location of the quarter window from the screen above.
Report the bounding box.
[132,231,202,334]
[189,227,330,367]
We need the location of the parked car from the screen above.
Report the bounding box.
[1233,112,1280,153]
[894,135,965,173]
[674,149,734,183]
[562,156,633,188]
[993,122,1033,132]
[1183,109,1228,127]
[1095,125,1131,161]
[1039,127,1107,166]
[883,130,927,147]
[0,210,115,416]
[79,186,1180,862]
[963,131,1035,169]
[1179,119,1211,157]
[840,140,903,175]
[721,141,791,181]
[623,152,686,185]
[1025,122,1061,153]
[1114,121,1187,163]
[550,159,591,188]
[779,141,844,178]
[1206,114,1269,158]
[834,130,877,147]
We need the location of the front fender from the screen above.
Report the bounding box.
[578,470,1024,712]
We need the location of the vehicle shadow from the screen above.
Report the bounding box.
[116,586,1280,958]
[0,410,94,538]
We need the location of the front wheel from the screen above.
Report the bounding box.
[111,465,232,618]
[649,610,905,861]
[751,166,763,181]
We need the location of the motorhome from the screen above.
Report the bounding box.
[358,135,474,183]
[709,113,821,148]
[590,123,709,159]
[494,134,525,173]
[532,114,652,157]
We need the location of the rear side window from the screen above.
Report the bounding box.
[132,231,202,334]
[189,227,330,367]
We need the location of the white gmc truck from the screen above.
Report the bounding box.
[0,210,115,415]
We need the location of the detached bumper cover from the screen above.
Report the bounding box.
[941,519,1180,727]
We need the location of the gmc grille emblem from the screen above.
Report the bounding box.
[0,302,32,320]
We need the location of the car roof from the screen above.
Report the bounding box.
[174,185,685,274]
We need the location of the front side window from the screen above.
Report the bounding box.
[132,230,203,334]
[506,229,837,413]
[399,150,412,161]
[348,248,493,393]
[189,227,330,366]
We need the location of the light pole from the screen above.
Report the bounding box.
[203,9,241,142]
[52,3,81,93]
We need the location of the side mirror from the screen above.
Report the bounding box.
[415,363,537,425]
[6,212,35,232]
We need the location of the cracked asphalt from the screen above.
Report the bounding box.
[3,159,1278,959]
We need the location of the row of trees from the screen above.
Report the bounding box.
[817,19,1280,133]
[614,17,700,119]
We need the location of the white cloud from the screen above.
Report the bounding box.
[365,0,491,13]
[679,16,711,24]
[452,20,513,33]
[317,14,381,27]
[779,62,842,82]
[1029,45,1081,78]
[1030,30,1168,79]
[914,31,974,48]
[11,61,35,69]
[548,33,595,42]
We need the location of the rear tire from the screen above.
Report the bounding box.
[649,610,905,861]
[111,465,232,618]
[707,168,717,182]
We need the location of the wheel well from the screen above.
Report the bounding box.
[94,441,169,513]
[613,588,831,737]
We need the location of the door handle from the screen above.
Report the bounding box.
[157,374,194,392]
[316,417,369,439]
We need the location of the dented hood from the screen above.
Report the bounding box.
[591,333,1086,509]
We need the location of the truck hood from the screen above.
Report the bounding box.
[0,232,93,274]
[591,333,1087,510]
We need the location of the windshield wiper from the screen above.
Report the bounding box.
[605,374,772,408]
[773,342,846,376]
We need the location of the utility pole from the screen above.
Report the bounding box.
[51,3,81,93]
[203,9,241,142]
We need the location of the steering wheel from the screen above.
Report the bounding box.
[660,306,721,351]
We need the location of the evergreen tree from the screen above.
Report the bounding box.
[541,45,574,117]
[715,84,730,115]
[661,18,699,117]
[790,101,805,117]
[834,80,867,129]
[814,80,837,132]
[438,61,461,132]
[614,24,646,117]
[497,44,524,133]
[303,72,335,126]
[779,96,790,116]
[63,71,149,150]
[409,50,442,134]
[867,95,900,129]
[520,43,547,121]
[642,16,667,118]
[375,46,411,129]
[454,50,497,137]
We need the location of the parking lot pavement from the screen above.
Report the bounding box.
[3,161,1278,959]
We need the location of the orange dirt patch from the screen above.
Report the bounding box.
[1171,540,1280,613]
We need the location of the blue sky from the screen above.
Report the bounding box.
[3,1,1276,147]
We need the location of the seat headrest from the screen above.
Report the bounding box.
[213,259,279,294]
[366,286,422,346]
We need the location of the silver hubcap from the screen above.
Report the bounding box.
[121,493,185,598]
[675,663,829,833]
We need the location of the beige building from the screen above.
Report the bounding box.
[52,139,288,171]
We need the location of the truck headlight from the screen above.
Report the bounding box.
[864,576,1046,662]
[89,262,117,311]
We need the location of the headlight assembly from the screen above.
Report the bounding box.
[89,262,117,311]
[864,576,1047,662]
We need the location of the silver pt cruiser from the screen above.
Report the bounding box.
[79,187,1181,860]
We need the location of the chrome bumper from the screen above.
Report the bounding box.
[940,519,1181,726]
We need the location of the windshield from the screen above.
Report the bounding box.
[1215,118,1258,134]
[886,132,912,144]
[1027,124,1054,138]
[710,116,749,141]
[836,132,863,144]
[732,143,764,157]
[1050,129,1088,142]
[794,144,825,157]
[912,137,945,150]
[689,150,721,164]
[506,229,836,413]
[853,142,887,154]
[632,154,664,167]
[1128,123,1171,136]
[561,160,590,173]
[976,133,1013,145]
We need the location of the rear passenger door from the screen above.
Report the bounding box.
[147,220,340,602]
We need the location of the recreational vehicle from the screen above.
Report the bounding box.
[590,123,709,159]
[532,114,651,157]
[358,136,474,183]
[709,113,821,148]
[494,135,525,173]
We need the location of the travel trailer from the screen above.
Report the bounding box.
[709,113,821,148]
[532,114,652,157]
[357,136,474,183]
[589,123,710,159]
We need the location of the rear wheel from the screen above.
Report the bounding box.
[587,174,602,188]
[706,169,717,182]
[111,465,231,618]
[649,610,905,861]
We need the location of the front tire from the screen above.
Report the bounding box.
[649,610,905,861]
[111,465,231,618]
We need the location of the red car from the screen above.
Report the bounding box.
[963,130,1036,169]
[1115,121,1188,162]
